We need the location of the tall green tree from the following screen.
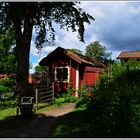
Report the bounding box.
[85,41,112,63]
[0,2,94,116]
[0,2,94,96]
[0,29,16,74]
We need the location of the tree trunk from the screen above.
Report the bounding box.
[14,6,34,116]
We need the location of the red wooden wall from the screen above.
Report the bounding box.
[49,56,103,96]
[70,61,77,96]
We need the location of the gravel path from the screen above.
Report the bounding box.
[0,103,76,138]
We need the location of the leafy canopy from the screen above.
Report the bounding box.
[0,2,94,50]
[0,2,94,101]
[0,29,16,74]
[85,41,112,63]
[35,65,48,73]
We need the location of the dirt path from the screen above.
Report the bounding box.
[0,103,76,138]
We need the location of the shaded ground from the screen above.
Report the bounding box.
[0,103,75,138]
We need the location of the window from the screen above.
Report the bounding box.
[55,66,69,82]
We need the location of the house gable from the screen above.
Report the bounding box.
[39,46,106,96]
[39,46,106,68]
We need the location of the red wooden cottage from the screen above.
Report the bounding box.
[39,46,106,97]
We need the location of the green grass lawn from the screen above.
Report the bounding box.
[0,102,73,132]
[0,103,44,132]
[0,107,17,121]
[0,106,37,132]
[0,102,95,137]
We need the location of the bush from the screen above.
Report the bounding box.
[54,83,77,106]
[75,60,140,137]
[54,97,66,106]
[54,94,77,106]
[0,78,15,98]
[75,96,90,110]
[0,78,16,110]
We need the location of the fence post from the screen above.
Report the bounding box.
[35,88,39,111]
[16,107,19,116]
[52,82,54,103]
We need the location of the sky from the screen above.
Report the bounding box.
[29,1,140,73]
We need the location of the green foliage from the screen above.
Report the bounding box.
[35,65,48,73]
[63,94,77,103]
[54,83,77,106]
[0,2,94,50]
[75,85,89,110]
[0,33,16,74]
[54,94,77,106]
[90,60,140,137]
[0,78,16,110]
[0,78,15,93]
[54,97,66,106]
[0,79,17,110]
[75,84,97,110]
[69,48,83,55]
[0,2,94,106]
[75,96,91,110]
[85,41,112,63]
[74,60,140,137]
[0,99,17,111]
[78,84,87,97]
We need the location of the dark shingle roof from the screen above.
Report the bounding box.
[39,46,106,68]
[65,49,106,67]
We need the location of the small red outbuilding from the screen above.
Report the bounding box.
[39,47,106,97]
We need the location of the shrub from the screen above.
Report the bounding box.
[0,78,15,96]
[54,94,77,106]
[54,83,77,106]
[78,84,87,97]
[75,96,90,110]
[75,60,140,137]
[54,97,66,106]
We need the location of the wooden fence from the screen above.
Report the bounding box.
[35,82,54,111]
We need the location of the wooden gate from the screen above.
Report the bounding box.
[35,82,54,110]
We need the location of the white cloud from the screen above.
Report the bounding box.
[30,40,40,56]
[80,1,140,51]
[127,5,140,15]
[30,1,140,73]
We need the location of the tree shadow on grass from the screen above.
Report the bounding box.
[0,109,94,138]
[0,114,37,132]
[49,109,96,138]
[0,113,61,138]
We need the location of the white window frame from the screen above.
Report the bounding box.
[54,66,70,82]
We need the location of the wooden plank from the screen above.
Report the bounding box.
[52,82,54,103]
[39,90,53,95]
[38,87,52,91]
[39,94,53,100]
[34,83,54,110]
[35,88,39,111]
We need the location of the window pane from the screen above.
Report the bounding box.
[55,67,68,81]
[56,68,62,81]
[63,68,68,80]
